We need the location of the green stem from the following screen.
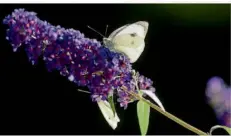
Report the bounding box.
[127,91,208,135]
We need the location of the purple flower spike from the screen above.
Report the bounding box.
[206,76,231,127]
[3,8,157,109]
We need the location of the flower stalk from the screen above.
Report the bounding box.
[127,90,208,135]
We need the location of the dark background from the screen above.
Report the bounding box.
[0,4,230,135]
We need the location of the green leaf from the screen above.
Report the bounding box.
[137,100,150,136]
[210,125,231,135]
[108,95,116,117]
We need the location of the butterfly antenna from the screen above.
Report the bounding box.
[77,89,91,94]
[105,25,109,37]
[87,25,105,38]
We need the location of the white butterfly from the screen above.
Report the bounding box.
[78,89,120,130]
[97,100,120,130]
[88,21,149,63]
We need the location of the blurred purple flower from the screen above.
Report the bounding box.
[3,9,155,109]
[206,76,231,127]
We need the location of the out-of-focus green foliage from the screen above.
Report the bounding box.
[120,4,229,26]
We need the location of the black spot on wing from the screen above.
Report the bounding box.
[130,33,137,37]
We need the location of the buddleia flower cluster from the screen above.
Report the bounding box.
[3,9,165,130]
[206,77,231,127]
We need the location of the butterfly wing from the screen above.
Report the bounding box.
[111,34,145,63]
[107,21,149,63]
[107,24,129,40]
[108,21,148,39]
[97,100,120,130]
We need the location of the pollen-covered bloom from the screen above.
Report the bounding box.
[206,77,231,127]
[3,9,161,109]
